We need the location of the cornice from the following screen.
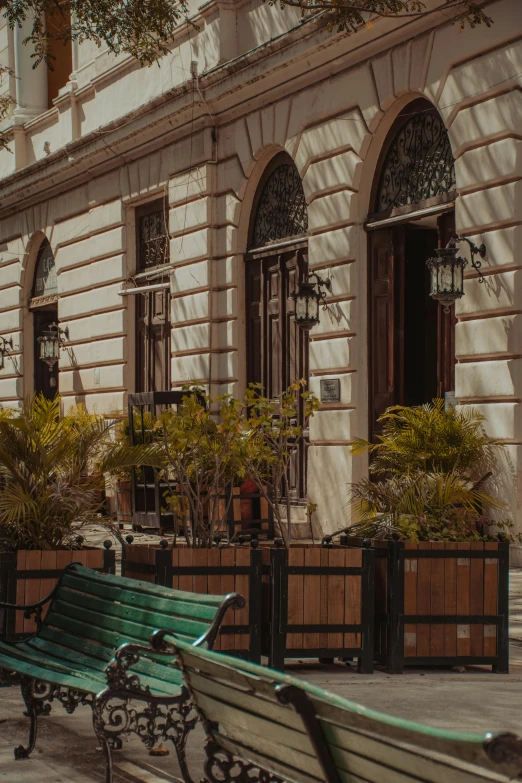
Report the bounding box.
[0,0,497,217]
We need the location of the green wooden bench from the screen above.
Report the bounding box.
[140,632,522,783]
[0,563,244,783]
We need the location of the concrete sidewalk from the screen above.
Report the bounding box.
[1,568,522,782]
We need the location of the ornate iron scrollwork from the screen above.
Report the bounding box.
[203,742,283,783]
[93,688,197,783]
[376,111,456,212]
[251,164,308,248]
[15,677,93,759]
[138,207,169,269]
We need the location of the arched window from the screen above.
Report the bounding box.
[251,162,308,248]
[246,155,309,499]
[32,239,58,299]
[376,110,456,214]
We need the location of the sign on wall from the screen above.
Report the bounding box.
[320,378,341,403]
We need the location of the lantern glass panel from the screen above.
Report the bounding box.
[429,263,438,295]
[440,262,454,291]
[454,262,464,294]
[39,336,59,363]
[295,296,308,320]
[307,296,319,321]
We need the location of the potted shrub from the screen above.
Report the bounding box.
[0,394,161,640]
[122,384,375,671]
[342,399,516,673]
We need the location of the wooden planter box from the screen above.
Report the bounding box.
[265,545,374,672]
[122,542,375,672]
[0,545,116,641]
[122,543,262,659]
[342,538,509,673]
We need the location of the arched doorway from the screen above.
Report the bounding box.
[30,238,59,399]
[245,153,309,499]
[367,101,457,440]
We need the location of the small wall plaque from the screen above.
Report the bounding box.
[320,378,341,403]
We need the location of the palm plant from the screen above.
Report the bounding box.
[348,400,510,542]
[0,395,163,551]
[352,399,495,476]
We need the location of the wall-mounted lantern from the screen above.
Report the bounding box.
[37,323,68,372]
[292,273,331,331]
[0,336,13,370]
[426,235,486,313]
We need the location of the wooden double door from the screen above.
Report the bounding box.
[246,246,308,500]
[136,288,171,393]
[369,213,456,440]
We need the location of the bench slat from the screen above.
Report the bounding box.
[48,600,195,647]
[63,565,226,607]
[322,719,504,783]
[193,690,322,776]
[0,640,96,679]
[0,645,102,692]
[47,606,193,660]
[55,586,211,639]
[25,637,182,696]
[186,668,304,730]
[62,572,219,623]
[215,733,328,783]
[309,695,494,771]
[36,629,183,688]
[327,734,506,783]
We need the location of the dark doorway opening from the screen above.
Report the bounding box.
[368,212,456,441]
[33,306,59,399]
[402,226,439,408]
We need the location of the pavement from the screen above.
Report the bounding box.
[1,549,522,782]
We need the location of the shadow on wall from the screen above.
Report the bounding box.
[474,440,518,537]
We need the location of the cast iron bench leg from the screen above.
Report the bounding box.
[93,687,197,783]
[14,677,51,760]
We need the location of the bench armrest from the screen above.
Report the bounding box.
[104,640,184,701]
[0,586,59,635]
[193,592,246,650]
[147,592,246,655]
[104,591,245,698]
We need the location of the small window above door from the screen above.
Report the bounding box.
[136,199,170,273]
[32,239,58,299]
[250,156,308,249]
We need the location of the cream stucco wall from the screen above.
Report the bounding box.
[0,0,521,539]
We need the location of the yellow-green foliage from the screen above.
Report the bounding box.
[0,395,162,551]
[159,381,319,547]
[350,400,511,542]
[352,399,495,476]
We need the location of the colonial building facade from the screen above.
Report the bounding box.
[0,0,521,544]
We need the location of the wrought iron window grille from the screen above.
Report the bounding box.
[251,164,308,248]
[138,207,170,271]
[376,111,456,213]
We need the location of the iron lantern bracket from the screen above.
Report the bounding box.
[451,235,486,284]
[0,336,13,369]
[301,273,332,309]
[39,323,69,348]
[0,336,13,355]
